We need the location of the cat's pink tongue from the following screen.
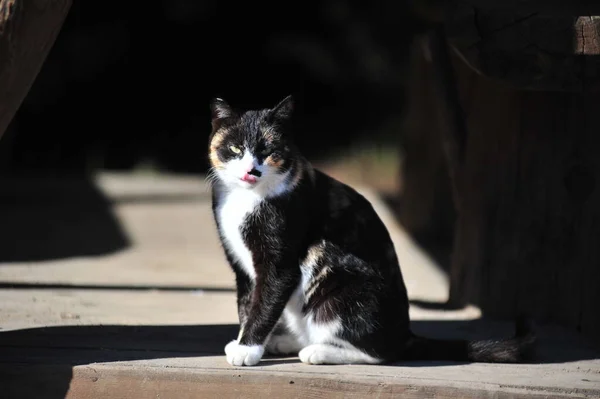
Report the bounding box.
[241,173,258,184]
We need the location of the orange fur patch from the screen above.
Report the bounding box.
[265,154,285,169]
[209,130,227,169]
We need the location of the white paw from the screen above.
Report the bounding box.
[299,344,327,365]
[266,334,301,355]
[224,340,264,366]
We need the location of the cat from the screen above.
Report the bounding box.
[207,95,535,366]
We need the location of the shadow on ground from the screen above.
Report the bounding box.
[0,323,236,399]
[1,319,598,399]
[0,176,130,263]
[0,282,235,292]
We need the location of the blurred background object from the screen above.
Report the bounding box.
[0,0,420,181]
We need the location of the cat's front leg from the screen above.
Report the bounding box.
[225,268,299,366]
[225,270,260,366]
[234,269,252,329]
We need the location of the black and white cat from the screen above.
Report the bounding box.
[208,95,534,366]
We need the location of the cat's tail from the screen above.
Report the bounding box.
[402,315,536,363]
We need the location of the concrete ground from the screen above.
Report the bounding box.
[0,172,598,398]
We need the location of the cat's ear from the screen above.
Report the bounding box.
[269,95,294,121]
[210,98,236,120]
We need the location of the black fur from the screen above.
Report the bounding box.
[208,96,535,364]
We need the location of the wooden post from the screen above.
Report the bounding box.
[0,0,71,140]
[446,60,600,344]
[395,36,456,254]
[403,3,600,345]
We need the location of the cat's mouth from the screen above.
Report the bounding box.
[240,173,258,185]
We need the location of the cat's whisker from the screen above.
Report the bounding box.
[204,168,220,190]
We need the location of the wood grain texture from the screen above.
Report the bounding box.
[442,52,600,345]
[0,0,71,140]
[63,364,599,399]
[3,362,596,399]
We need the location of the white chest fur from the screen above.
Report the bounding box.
[217,188,262,280]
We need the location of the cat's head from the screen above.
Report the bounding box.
[208,95,300,193]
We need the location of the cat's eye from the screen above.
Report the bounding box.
[229,145,241,154]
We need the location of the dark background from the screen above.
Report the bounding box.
[0,0,424,176]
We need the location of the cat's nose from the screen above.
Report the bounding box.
[246,167,262,177]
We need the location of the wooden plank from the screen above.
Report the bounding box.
[2,314,599,394]
[2,357,598,399]
[0,0,71,139]
[0,289,238,331]
[0,174,233,288]
[66,365,594,399]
